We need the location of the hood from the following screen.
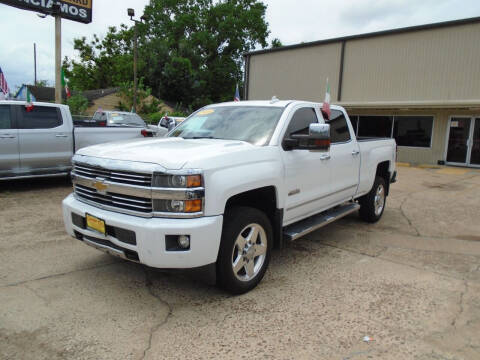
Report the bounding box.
[76,137,254,170]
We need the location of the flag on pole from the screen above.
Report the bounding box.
[234,83,240,102]
[25,87,34,112]
[61,67,71,98]
[0,67,9,97]
[321,78,331,120]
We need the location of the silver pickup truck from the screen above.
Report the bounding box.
[0,101,155,180]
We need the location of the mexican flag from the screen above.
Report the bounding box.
[321,78,331,120]
[25,88,34,112]
[61,68,71,98]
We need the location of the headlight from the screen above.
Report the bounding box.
[153,199,203,213]
[152,174,202,188]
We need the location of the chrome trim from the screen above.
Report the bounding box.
[72,156,206,218]
[73,173,152,199]
[74,193,153,218]
[151,187,205,200]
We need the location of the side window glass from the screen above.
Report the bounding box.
[286,107,318,137]
[328,109,351,143]
[0,105,12,129]
[19,106,62,129]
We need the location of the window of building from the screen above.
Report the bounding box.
[18,106,62,129]
[328,109,351,143]
[285,107,318,137]
[0,105,12,129]
[358,115,393,138]
[393,116,433,147]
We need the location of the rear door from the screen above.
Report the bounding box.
[327,109,360,203]
[0,104,19,176]
[16,105,73,172]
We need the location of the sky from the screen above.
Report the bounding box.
[1,0,480,93]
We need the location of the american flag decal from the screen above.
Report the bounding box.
[0,67,9,96]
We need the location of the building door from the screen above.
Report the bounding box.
[471,119,480,166]
[446,117,480,167]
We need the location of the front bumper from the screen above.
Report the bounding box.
[62,194,223,269]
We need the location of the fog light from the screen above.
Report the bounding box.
[178,235,190,249]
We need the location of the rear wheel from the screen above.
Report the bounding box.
[359,176,386,223]
[217,206,272,294]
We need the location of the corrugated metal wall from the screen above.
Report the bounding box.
[248,43,341,101]
[248,21,480,103]
[341,22,480,102]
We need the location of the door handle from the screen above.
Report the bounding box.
[0,135,15,139]
[55,134,68,138]
[351,150,360,156]
[320,154,331,160]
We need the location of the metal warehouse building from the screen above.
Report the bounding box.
[243,17,480,167]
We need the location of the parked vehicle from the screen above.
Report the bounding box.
[158,115,185,131]
[62,100,397,294]
[0,101,156,180]
[75,110,168,137]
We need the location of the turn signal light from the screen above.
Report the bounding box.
[185,199,202,213]
[187,175,202,188]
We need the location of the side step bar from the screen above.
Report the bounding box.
[283,202,360,241]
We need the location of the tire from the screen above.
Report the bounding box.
[217,206,273,294]
[359,176,387,223]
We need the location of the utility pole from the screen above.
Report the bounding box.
[133,21,138,112]
[128,8,146,113]
[34,43,37,85]
[55,14,62,104]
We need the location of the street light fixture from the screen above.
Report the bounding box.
[127,8,146,113]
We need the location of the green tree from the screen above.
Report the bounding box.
[64,0,270,109]
[66,94,89,115]
[270,38,282,48]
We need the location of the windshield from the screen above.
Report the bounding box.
[168,106,284,146]
[106,113,145,127]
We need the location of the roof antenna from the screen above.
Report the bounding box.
[270,96,279,104]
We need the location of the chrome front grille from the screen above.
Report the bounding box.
[73,163,152,186]
[74,184,152,213]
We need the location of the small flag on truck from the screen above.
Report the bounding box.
[61,68,71,98]
[321,78,331,120]
[25,88,34,112]
[234,83,240,102]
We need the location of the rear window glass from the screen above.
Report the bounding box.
[0,105,12,129]
[108,113,145,126]
[19,106,62,129]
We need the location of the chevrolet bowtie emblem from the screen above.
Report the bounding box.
[92,178,108,193]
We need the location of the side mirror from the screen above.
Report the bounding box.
[283,123,331,151]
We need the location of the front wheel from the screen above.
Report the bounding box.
[217,206,273,294]
[359,176,387,223]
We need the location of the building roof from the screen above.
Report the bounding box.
[245,16,480,56]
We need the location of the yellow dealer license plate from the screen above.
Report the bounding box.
[85,213,106,235]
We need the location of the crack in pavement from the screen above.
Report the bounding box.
[320,242,480,284]
[1,261,120,289]
[451,281,469,328]
[140,267,173,360]
[399,196,421,237]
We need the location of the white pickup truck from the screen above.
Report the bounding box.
[0,101,155,180]
[62,100,397,294]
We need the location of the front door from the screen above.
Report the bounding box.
[280,105,332,225]
[446,117,480,167]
